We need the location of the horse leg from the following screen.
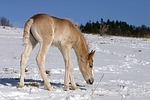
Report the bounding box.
[19,35,37,87]
[36,42,52,91]
[59,47,77,90]
[19,45,32,87]
[69,64,77,90]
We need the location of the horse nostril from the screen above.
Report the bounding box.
[86,78,94,85]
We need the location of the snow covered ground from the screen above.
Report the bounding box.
[0,26,150,100]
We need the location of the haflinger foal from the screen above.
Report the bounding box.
[19,14,95,91]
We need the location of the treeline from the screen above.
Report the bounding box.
[80,18,150,38]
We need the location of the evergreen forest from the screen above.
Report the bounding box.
[80,18,150,38]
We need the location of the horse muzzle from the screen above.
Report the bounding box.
[86,77,94,85]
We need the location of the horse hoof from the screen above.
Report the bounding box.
[72,86,77,90]
[46,87,53,91]
[17,84,24,88]
[64,87,70,91]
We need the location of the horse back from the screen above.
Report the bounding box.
[30,14,81,47]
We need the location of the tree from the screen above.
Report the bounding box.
[83,21,93,33]
[99,24,108,36]
[79,18,150,38]
[0,17,13,26]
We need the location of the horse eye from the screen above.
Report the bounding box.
[89,65,93,68]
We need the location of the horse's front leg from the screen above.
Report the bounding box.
[64,59,77,90]
[59,47,70,90]
[69,63,77,90]
[69,64,77,90]
[64,60,70,91]
[59,47,76,91]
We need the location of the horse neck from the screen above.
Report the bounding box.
[73,34,89,61]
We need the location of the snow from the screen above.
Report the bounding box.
[0,26,150,100]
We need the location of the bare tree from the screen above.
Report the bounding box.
[0,17,13,27]
[99,24,108,36]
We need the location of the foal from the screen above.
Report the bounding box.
[19,14,95,91]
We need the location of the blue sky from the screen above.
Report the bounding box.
[0,1,149,27]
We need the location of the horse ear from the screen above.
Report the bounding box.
[87,50,95,60]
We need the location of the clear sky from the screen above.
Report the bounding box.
[0,1,149,27]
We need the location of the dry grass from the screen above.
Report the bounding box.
[45,70,50,74]
[87,73,104,100]
[144,34,150,38]
[24,82,39,87]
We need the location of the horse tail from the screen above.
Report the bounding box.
[22,19,33,45]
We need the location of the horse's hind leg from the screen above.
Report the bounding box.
[36,42,53,91]
[19,35,37,87]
